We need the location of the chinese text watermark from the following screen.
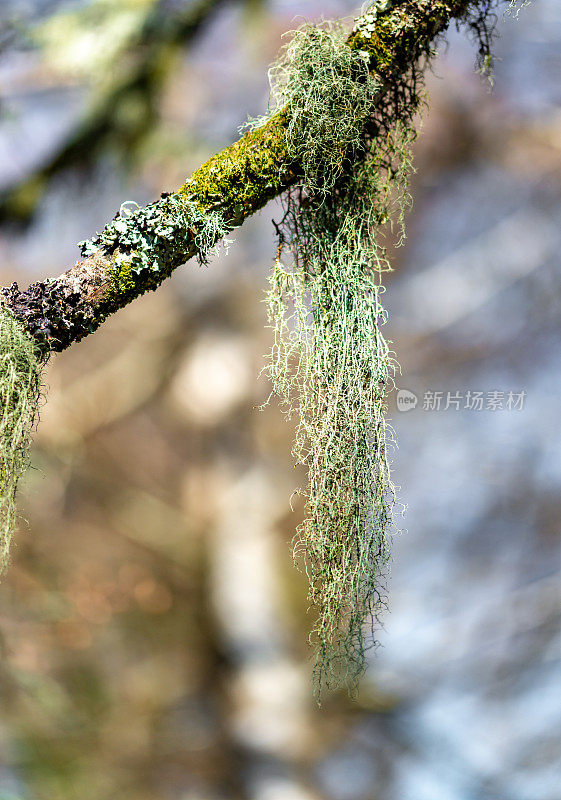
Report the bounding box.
[396,389,526,413]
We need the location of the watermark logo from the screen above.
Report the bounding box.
[395,389,526,412]
[397,389,418,412]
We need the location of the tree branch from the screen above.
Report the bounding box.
[1,1,480,353]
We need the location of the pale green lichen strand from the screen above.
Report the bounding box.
[262,22,416,693]
[0,310,45,572]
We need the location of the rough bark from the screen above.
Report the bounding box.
[1,1,479,353]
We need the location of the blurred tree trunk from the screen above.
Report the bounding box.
[0,0,228,223]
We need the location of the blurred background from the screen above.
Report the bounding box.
[0,1,560,798]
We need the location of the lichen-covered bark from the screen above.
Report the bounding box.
[1,0,482,353]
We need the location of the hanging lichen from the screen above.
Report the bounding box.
[0,310,45,572]
[260,0,525,694]
[260,19,420,694]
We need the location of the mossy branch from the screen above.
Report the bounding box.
[1,0,504,353]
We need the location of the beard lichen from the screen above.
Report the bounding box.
[257,0,524,698]
[260,20,420,694]
[0,310,45,573]
[261,0,523,695]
